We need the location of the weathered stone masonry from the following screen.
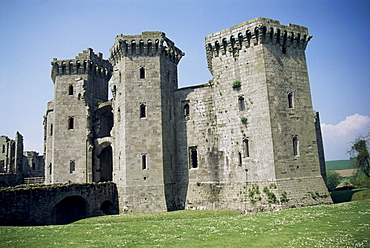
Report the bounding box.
[43,17,332,215]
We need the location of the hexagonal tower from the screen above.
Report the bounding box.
[109,32,184,212]
[44,49,112,184]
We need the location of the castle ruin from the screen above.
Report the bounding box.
[43,17,332,214]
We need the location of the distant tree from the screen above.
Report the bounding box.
[326,171,342,191]
[349,137,370,178]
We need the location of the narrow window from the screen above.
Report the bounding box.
[243,138,250,157]
[2,145,5,153]
[239,96,245,111]
[238,152,242,166]
[140,67,145,79]
[189,147,198,169]
[49,163,52,174]
[68,117,74,129]
[184,103,190,117]
[70,160,75,173]
[142,154,147,170]
[68,85,73,95]
[293,136,299,156]
[140,104,146,118]
[50,124,53,136]
[32,162,36,170]
[288,92,294,108]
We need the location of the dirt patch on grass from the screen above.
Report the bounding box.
[335,169,357,177]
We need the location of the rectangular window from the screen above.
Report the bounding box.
[288,92,294,108]
[293,136,299,156]
[243,138,250,157]
[189,147,198,169]
[142,154,147,170]
[70,160,75,173]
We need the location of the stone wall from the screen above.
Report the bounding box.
[0,182,118,225]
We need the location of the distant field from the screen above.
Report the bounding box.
[326,160,355,171]
[1,200,369,247]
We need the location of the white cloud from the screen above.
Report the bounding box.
[321,114,370,161]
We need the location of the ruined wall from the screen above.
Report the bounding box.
[0,182,118,225]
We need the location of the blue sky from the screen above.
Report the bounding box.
[0,0,369,161]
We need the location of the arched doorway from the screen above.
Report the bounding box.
[99,146,113,182]
[53,195,90,224]
[100,200,117,215]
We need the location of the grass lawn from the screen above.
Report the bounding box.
[1,200,369,247]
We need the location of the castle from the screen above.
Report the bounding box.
[43,17,332,214]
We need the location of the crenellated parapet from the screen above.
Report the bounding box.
[51,48,113,83]
[109,31,185,66]
[205,17,312,74]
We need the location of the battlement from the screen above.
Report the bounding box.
[205,17,312,74]
[109,31,185,66]
[51,48,112,83]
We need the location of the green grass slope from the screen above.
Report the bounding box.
[1,200,369,247]
[326,160,355,171]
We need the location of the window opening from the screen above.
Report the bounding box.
[293,136,299,156]
[238,96,245,111]
[189,147,198,169]
[50,124,53,136]
[238,152,242,166]
[243,139,250,157]
[2,145,5,153]
[68,85,73,95]
[49,163,52,174]
[140,104,146,118]
[70,160,75,173]
[140,67,145,79]
[142,154,147,170]
[68,117,74,129]
[288,92,294,108]
[184,103,190,117]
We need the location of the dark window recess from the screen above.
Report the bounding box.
[142,154,147,170]
[68,85,73,95]
[140,104,146,118]
[288,92,294,108]
[140,67,145,79]
[239,96,245,111]
[68,117,74,129]
[70,161,75,173]
[189,147,198,168]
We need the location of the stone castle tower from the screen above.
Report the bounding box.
[44,17,332,213]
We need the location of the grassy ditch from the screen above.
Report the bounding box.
[1,200,369,247]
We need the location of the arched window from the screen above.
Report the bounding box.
[131,40,136,54]
[68,117,74,129]
[288,92,294,108]
[140,103,146,118]
[293,136,299,156]
[222,38,227,53]
[184,103,190,117]
[243,138,250,157]
[140,67,145,79]
[142,154,147,170]
[147,39,152,54]
[70,160,75,173]
[68,85,73,95]
[238,96,245,111]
